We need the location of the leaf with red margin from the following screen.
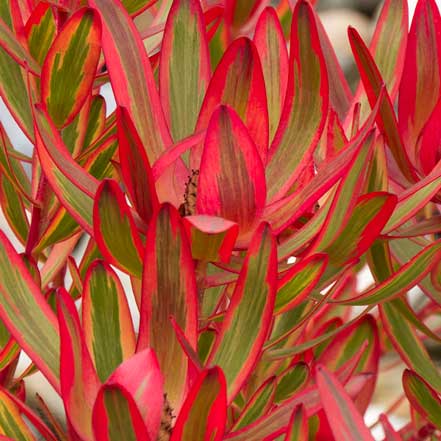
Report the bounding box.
[137,203,198,409]
[275,253,328,314]
[0,231,60,392]
[316,364,375,441]
[182,215,238,263]
[82,94,106,149]
[58,288,100,440]
[349,0,408,123]
[160,0,210,142]
[232,376,276,431]
[24,1,56,66]
[380,414,401,441]
[41,8,101,128]
[254,7,288,143]
[83,261,136,382]
[89,0,172,162]
[33,105,98,234]
[348,27,417,183]
[208,223,277,402]
[97,349,163,441]
[93,179,144,278]
[123,0,157,16]
[341,241,441,305]
[0,389,36,440]
[117,107,159,223]
[284,405,308,441]
[224,0,264,37]
[197,106,266,243]
[403,369,441,429]
[399,0,441,161]
[195,37,268,164]
[380,301,441,392]
[316,15,352,121]
[170,367,227,441]
[92,384,151,441]
[266,0,328,202]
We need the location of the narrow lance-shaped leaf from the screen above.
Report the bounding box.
[348,27,416,183]
[170,367,227,441]
[160,0,211,142]
[0,231,59,391]
[93,384,151,441]
[93,179,144,278]
[197,105,266,244]
[254,7,289,143]
[83,261,136,382]
[195,37,269,164]
[266,0,329,201]
[209,223,277,401]
[117,107,159,223]
[58,288,100,440]
[398,0,441,160]
[137,204,198,409]
[89,0,172,162]
[403,369,441,430]
[316,364,375,441]
[41,8,101,128]
[284,405,308,441]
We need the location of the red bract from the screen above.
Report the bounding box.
[0,0,440,439]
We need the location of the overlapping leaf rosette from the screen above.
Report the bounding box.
[0,0,440,439]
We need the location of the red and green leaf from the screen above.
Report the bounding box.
[93,179,144,278]
[41,8,101,128]
[254,7,288,143]
[160,0,210,142]
[117,107,159,223]
[137,204,198,409]
[170,367,227,441]
[208,223,277,401]
[83,261,136,382]
[316,364,374,441]
[197,106,266,243]
[284,405,308,441]
[266,0,328,201]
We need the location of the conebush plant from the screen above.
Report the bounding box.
[0,0,440,439]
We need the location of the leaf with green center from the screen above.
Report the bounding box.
[0,231,60,391]
[137,203,197,409]
[348,27,416,183]
[403,369,441,430]
[96,349,164,441]
[92,384,151,441]
[266,0,328,202]
[89,0,171,162]
[316,364,375,441]
[208,223,277,401]
[117,107,159,223]
[195,37,268,164]
[93,179,144,278]
[182,215,238,262]
[232,376,276,430]
[0,389,36,441]
[24,1,56,66]
[33,105,99,234]
[254,7,288,143]
[275,254,328,314]
[82,94,106,149]
[284,405,308,441]
[160,0,210,143]
[41,8,101,128]
[341,241,441,305]
[122,0,156,16]
[170,367,227,441]
[83,261,136,382]
[274,363,310,404]
[380,301,441,392]
[197,106,266,244]
[398,0,441,160]
[58,288,100,440]
[349,0,408,123]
